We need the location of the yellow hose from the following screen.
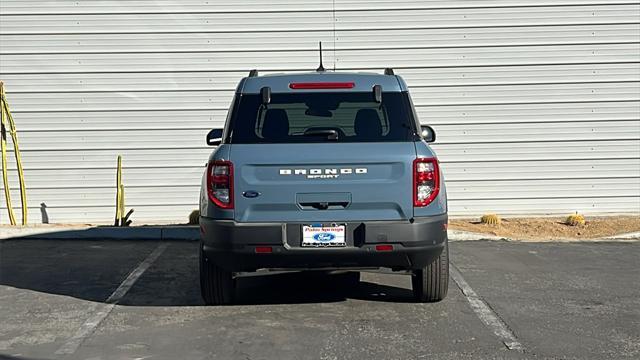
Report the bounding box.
[120,184,125,224]
[1,82,27,225]
[114,155,123,226]
[1,86,16,225]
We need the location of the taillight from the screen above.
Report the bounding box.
[207,160,233,209]
[413,158,440,207]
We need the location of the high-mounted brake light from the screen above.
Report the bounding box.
[413,158,440,207]
[289,82,355,89]
[207,160,234,209]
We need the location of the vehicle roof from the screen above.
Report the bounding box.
[237,71,408,94]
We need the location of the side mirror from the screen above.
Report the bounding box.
[420,125,436,143]
[206,128,223,146]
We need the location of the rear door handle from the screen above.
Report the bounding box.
[299,201,349,210]
[296,193,351,210]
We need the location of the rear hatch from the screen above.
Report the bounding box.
[231,143,415,222]
[226,89,418,223]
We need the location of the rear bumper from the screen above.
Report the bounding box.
[200,214,447,272]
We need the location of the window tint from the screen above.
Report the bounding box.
[228,92,416,143]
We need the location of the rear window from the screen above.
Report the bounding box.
[227,92,417,143]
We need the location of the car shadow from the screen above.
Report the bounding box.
[0,238,416,306]
[234,272,415,305]
[0,355,47,360]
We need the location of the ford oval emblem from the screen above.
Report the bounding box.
[242,190,260,198]
[313,233,336,242]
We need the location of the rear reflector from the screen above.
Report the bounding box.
[255,246,273,253]
[289,82,355,89]
[375,245,393,252]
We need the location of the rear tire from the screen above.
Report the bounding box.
[412,238,449,302]
[200,245,235,305]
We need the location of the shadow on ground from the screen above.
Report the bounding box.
[0,355,47,360]
[0,239,416,307]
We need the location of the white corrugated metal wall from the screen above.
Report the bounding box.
[0,0,639,224]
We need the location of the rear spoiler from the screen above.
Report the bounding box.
[246,67,395,78]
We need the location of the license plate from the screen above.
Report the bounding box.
[302,224,346,247]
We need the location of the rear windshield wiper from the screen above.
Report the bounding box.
[303,129,339,141]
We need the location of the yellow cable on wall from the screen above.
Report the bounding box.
[0,81,27,226]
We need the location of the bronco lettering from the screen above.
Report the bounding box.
[279,168,368,179]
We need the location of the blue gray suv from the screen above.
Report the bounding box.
[199,69,448,305]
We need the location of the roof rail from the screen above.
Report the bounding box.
[248,69,258,77]
[384,68,395,75]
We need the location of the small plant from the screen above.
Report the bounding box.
[188,209,200,225]
[480,213,501,225]
[565,212,585,226]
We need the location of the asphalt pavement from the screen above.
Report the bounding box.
[0,239,637,360]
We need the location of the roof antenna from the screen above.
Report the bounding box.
[316,41,325,72]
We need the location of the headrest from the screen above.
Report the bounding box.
[354,109,382,140]
[262,109,289,141]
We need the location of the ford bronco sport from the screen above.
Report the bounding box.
[199,69,448,305]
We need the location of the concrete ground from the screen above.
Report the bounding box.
[0,239,638,360]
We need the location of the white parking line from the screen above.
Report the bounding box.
[449,263,524,351]
[55,243,169,356]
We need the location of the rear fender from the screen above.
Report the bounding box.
[413,141,447,217]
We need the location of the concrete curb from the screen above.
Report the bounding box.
[0,226,199,241]
[448,229,640,242]
[447,229,509,242]
[0,226,637,243]
[602,231,640,241]
[2,227,491,242]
